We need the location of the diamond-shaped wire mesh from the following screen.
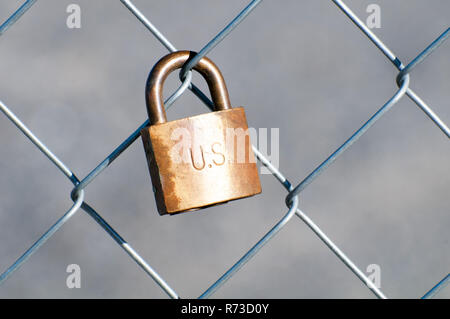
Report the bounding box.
[0,0,448,298]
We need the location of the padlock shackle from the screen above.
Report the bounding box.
[145,51,232,125]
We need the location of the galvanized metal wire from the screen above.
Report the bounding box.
[0,0,37,36]
[422,274,450,299]
[0,0,448,299]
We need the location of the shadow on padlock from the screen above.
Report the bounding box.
[141,51,261,215]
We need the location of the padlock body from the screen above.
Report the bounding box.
[141,107,261,215]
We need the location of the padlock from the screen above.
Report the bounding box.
[141,51,262,215]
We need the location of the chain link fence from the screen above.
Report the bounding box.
[0,0,448,298]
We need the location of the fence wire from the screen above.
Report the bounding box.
[0,0,449,299]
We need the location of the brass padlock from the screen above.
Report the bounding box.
[141,51,261,215]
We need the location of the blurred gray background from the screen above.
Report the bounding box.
[0,0,448,298]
